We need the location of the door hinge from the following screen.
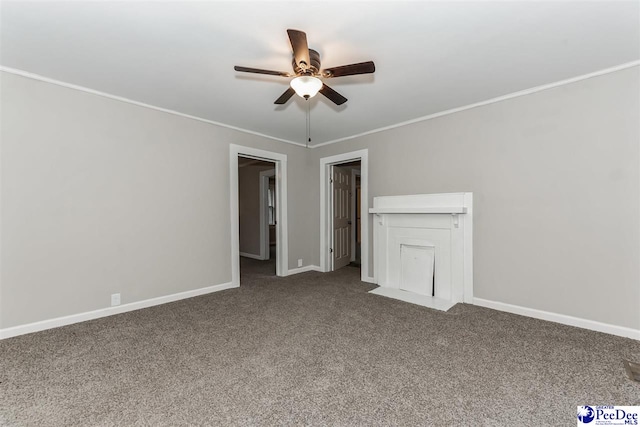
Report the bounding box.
[329,248,333,253]
[330,178,333,184]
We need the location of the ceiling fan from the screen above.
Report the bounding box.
[234,29,375,106]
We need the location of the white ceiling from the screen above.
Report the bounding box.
[1,1,638,146]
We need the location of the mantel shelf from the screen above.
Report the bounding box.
[369,207,467,214]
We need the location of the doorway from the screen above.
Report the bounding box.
[229,145,288,288]
[331,160,361,271]
[238,156,277,278]
[319,149,372,283]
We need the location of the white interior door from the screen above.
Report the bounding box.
[332,165,352,270]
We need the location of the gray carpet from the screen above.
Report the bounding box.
[1,258,639,426]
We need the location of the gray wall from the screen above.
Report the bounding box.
[312,67,640,330]
[0,72,313,328]
[2,66,638,333]
[238,163,274,256]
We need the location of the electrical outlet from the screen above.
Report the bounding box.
[298,259,303,267]
[111,293,121,307]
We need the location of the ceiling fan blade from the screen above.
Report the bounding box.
[319,83,347,105]
[234,66,290,77]
[287,29,311,70]
[323,61,376,78]
[274,87,296,105]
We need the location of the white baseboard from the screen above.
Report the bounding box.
[473,298,640,341]
[0,282,236,340]
[287,265,322,276]
[362,276,377,284]
[239,252,264,260]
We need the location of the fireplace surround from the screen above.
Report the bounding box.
[369,193,473,311]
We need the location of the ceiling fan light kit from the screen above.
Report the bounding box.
[234,29,375,106]
[290,76,323,99]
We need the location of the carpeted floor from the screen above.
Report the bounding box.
[1,257,639,426]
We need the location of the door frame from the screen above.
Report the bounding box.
[319,149,373,283]
[230,144,288,287]
[259,168,276,260]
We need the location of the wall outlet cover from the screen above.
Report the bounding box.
[111,293,121,307]
[298,259,303,267]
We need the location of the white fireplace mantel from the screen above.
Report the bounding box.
[368,193,473,311]
[369,206,467,214]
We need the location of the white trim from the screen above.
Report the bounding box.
[370,192,473,306]
[319,150,369,283]
[230,145,288,286]
[362,276,377,284]
[259,169,276,261]
[0,80,2,329]
[287,265,322,275]
[0,282,235,340]
[4,62,637,150]
[473,298,640,341]
[369,207,467,214]
[329,164,342,272]
[239,252,263,260]
[462,193,474,304]
[310,61,640,148]
[0,66,305,148]
[350,168,361,263]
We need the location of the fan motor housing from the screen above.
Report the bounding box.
[293,49,321,75]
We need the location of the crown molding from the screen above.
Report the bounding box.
[310,60,640,148]
[0,65,307,148]
[2,60,638,150]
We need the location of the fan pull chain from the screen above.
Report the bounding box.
[305,99,311,148]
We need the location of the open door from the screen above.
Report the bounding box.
[320,150,369,281]
[332,165,352,270]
